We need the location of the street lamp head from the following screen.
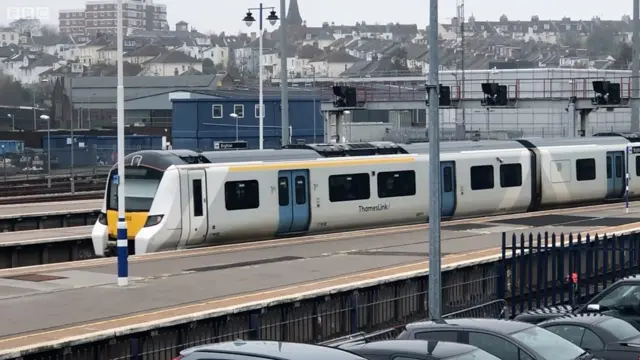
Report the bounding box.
[243,11,256,27]
[40,115,50,120]
[230,113,239,118]
[267,10,279,26]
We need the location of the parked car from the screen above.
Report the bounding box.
[515,275,640,329]
[339,339,502,360]
[395,318,599,360]
[173,340,369,360]
[539,314,640,360]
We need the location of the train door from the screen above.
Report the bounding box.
[606,151,625,199]
[277,169,311,234]
[441,161,456,217]
[186,169,208,246]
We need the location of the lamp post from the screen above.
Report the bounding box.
[305,64,317,143]
[40,115,51,188]
[242,5,279,150]
[230,113,239,141]
[6,114,14,131]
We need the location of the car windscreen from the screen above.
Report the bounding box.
[444,349,502,360]
[510,325,585,360]
[598,318,640,340]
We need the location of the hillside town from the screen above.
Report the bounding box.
[0,0,636,87]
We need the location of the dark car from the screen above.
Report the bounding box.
[515,275,640,329]
[173,340,369,360]
[539,314,640,360]
[339,339,502,360]
[395,318,598,360]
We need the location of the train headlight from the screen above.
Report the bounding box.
[144,215,164,227]
[97,212,107,225]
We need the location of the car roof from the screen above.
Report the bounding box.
[539,314,618,326]
[405,319,534,335]
[342,340,479,357]
[181,340,367,360]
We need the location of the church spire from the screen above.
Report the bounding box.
[286,0,303,27]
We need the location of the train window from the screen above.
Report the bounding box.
[225,180,260,210]
[377,170,416,198]
[615,156,623,178]
[636,156,640,176]
[470,165,494,190]
[607,156,612,179]
[443,167,453,193]
[329,173,370,202]
[278,177,289,206]
[192,179,203,217]
[576,158,596,181]
[295,176,306,204]
[500,163,522,188]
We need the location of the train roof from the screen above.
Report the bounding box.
[199,149,323,162]
[402,140,527,154]
[525,136,630,147]
[117,136,635,172]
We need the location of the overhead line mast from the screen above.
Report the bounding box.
[457,0,466,140]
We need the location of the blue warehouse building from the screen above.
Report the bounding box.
[172,95,323,150]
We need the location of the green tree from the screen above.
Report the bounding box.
[560,30,583,48]
[40,25,59,37]
[614,42,633,69]
[202,58,215,74]
[586,25,617,55]
[390,47,408,72]
[0,73,30,106]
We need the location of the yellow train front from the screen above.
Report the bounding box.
[91,150,183,256]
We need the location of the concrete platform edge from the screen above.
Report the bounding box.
[1,226,636,358]
[0,250,528,358]
[0,235,92,248]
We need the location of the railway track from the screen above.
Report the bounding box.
[0,201,636,271]
[0,177,106,204]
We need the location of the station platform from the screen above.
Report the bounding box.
[0,203,637,353]
[0,200,101,219]
[0,226,92,248]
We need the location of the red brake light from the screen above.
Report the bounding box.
[172,356,183,360]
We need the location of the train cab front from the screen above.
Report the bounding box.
[104,166,164,255]
[91,149,208,257]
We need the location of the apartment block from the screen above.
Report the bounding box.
[59,9,86,37]
[59,0,168,37]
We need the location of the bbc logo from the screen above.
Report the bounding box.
[6,7,50,21]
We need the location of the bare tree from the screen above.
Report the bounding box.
[9,18,41,35]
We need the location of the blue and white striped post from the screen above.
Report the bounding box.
[626,145,631,214]
[116,0,128,287]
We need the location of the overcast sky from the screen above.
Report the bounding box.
[1,0,636,34]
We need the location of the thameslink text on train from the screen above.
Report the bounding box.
[358,204,391,212]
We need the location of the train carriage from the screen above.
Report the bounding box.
[93,135,640,257]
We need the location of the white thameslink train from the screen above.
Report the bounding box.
[91,135,640,256]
